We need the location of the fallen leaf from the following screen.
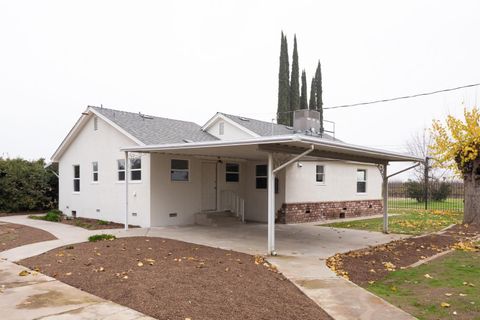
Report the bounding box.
[445,293,453,296]
[441,302,451,308]
[18,270,30,276]
[66,272,72,276]
[424,274,433,279]
[137,262,144,267]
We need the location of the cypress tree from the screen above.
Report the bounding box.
[315,61,324,133]
[309,77,316,110]
[300,70,308,109]
[289,35,300,125]
[277,32,290,125]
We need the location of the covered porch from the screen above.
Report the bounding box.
[122,135,422,255]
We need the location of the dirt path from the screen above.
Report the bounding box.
[0,223,56,252]
[19,236,333,320]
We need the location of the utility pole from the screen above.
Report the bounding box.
[424,156,430,210]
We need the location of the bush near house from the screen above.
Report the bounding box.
[88,234,116,242]
[0,158,58,212]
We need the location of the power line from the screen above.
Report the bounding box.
[324,82,480,110]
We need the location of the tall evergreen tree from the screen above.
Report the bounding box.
[289,35,299,125]
[300,70,308,109]
[309,77,316,110]
[277,32,290,125]
[314,61,324,133]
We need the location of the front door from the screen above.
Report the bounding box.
[201,162,217,211]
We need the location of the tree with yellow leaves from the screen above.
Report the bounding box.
[430,107,480,224]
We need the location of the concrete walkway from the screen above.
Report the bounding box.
[0,215,415,320]
[0,215,155,320]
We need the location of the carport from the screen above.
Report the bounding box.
[121,134,422,255]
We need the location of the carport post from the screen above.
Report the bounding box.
[382,163,388,233]
[267,153,275,255]
[125,151,129,231]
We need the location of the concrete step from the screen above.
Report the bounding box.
[195,211,241,227]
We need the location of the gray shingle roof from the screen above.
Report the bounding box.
[219,112,338,141]
[92,107,218,145]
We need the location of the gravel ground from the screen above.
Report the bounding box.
[19,237,332,320]
[0,222,56,252]
[327,224,480,285]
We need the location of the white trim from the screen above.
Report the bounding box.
[121,134,423,162]
[51,107,144,162]
[201,113,261,138]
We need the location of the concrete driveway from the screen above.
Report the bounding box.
[1,215,414,320]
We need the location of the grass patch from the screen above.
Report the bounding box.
[88,234,116,242]
[321,209,463,235]
[29,210,62,222]
[366,248,480,320]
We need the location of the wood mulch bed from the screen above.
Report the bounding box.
[0,223,56,252]
[327,224,480,286]
[19,237,332,320]
[59,217,138,230]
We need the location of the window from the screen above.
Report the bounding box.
[117,159,125,181]
[316,165,325,183]
[171,159,189,181]
[219,122,225,135]
[93,116,98,131]
[92,162,98,182]
[226,163,239,182]
[73,165,80,192]
[130,157,142,181]
[357,169,367,193]
[256,164,267,189]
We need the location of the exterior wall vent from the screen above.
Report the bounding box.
[169,213,177,218]
[132,212,137,216]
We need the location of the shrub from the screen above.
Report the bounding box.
[431,182,452,201]
[98,220,110,225]
[0,158,58,212]
[44,210,62,222]
[406,180,425,202]
[88,234,116,242]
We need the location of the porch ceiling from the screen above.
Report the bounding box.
[121,134,423,164]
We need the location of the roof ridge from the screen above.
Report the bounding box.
[90,106,200,125]
[219,112,288,127]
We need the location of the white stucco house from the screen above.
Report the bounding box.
[51,106,421,253]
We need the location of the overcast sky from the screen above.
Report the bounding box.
[1,0,479,178]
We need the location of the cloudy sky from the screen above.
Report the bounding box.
[1,0,479,178]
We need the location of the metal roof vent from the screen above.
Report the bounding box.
[238,117,250,121]
[182,139,194,143]
[139,112,154,120]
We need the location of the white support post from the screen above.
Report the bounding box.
[267,153,276,255]
[382,163,388,233]
[125,151,129,231]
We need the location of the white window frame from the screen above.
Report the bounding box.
[73,164,80,193]
[219,121,225,135]
[171,159,190,182]
[117,159,126,181]
[315,165,325,184]
[92,161,98,183]
[225,162,240,182]
[356,169,367,194]
[129,157,142,181]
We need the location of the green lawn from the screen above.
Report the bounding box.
[367,247,480,320]
[321,209,463,235]
[388,198,464,211]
